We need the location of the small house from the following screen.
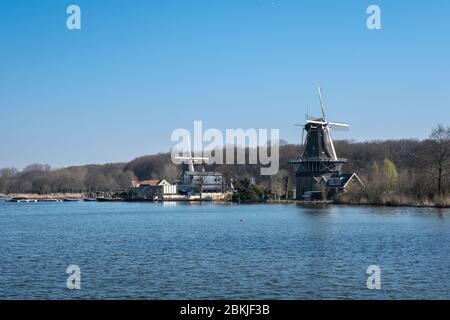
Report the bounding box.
[131,179,177,200]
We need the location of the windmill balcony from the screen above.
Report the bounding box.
[289,158,348,175]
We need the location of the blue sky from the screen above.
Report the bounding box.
[1,0,449,169]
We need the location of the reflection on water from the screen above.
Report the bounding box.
[0,201,449,299]
[297,203,336,216]
[162,201,177,207]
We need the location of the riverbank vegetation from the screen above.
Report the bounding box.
[333,125,450,208]
[1,125,449,207]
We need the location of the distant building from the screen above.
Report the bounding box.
[175,156,224,195]
[131,179,177,200]
[130,155,226,201]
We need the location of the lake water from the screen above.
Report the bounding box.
[0,200,449,300]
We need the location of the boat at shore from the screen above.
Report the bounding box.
[8,197,65,203]
[96,197,124,202]
[9,197,38,203]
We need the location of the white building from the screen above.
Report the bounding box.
[131,179,177,200]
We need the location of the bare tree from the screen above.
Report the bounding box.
[158,163,180,184]
[429,125,450,195]
[0,167,18,178]
[22,163,51,173]
[271,169,290,200]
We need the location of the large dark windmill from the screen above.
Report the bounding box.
[289,88,362,200]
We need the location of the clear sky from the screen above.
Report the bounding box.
[1,0,449,169]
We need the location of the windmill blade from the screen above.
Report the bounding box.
[186,135,193,157]
[329,126,349,131]
[323,126,338,160]
[329,122,350,131]
[294,124,305,127]
[175,156,209,163]
[305,114,321,121]
[175,156,208,160]
[306,119,328,126]
[301,128,305,146]
[318,87,326,120]
[328,121,349,127]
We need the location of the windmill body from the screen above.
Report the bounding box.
[289,88,362,200]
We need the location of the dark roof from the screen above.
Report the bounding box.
[325,173,364,188]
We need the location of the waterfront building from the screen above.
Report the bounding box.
[175,156,224,195]
[131,179,177,200]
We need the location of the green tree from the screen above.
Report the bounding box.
[383,158,398,190]
[233,179,264,203]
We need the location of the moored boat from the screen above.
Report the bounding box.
[96,197,124,202]
[63,198,82,202]
[9,197,38,203]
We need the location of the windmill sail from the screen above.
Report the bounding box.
[175,156,208,173]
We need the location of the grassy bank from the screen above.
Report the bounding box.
[0,193,83,200]
[333,193,450,208]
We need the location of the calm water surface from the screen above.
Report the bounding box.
[0,200,449,299]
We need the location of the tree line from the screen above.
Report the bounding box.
[1,125,449,206]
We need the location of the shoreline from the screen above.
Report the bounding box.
[1,193,449,209]
[0,193,83,200]
[267,199,449,209]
